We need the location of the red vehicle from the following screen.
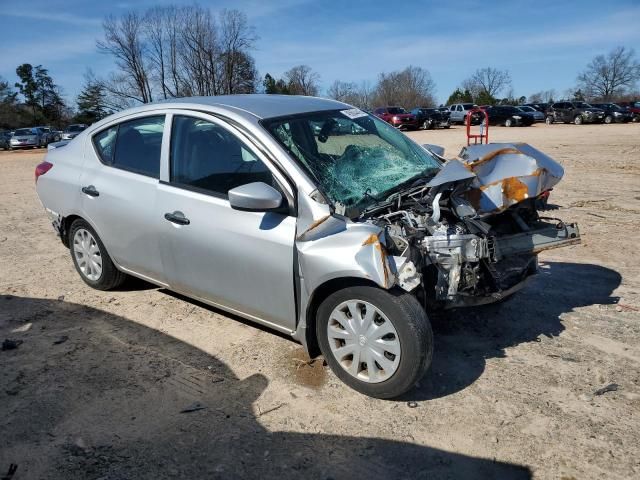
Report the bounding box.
[373,107,419,130]
[619,101,640,122]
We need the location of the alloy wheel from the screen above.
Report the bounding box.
[327,300,401,383]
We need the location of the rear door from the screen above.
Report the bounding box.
[559,103,571,122]
[79,114,168,284]
[156,112,297,332]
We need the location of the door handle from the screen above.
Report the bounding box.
[164,211,190,225]
[82,185,99,197]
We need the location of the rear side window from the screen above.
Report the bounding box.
[113,116,164,178]
[93,116,165,178]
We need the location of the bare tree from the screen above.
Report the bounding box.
[528,89,556,104]
[577,46,640,100]
[98,5,258,106]
[373,66,436,108]
[326,80,373,109]
[98,13,153,103]
[285,65,320,96]
[464,67,511,99]
[327,80,357,102]
[218,9,257,94]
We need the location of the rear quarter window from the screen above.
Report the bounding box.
[93,126,118,164]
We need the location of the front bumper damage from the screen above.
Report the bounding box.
[293,142,581,352]
[422,220,580,307]
[367,142,582,309]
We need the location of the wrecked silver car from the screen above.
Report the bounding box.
[34,95,580,398]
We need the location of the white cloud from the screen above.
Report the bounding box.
[2,10,102,26]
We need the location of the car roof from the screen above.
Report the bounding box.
[150,94,349,120]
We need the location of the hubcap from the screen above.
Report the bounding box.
[327,300,401,383]
[73,228,103,281]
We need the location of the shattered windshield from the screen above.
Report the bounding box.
[262,109,441,216]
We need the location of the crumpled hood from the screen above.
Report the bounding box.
[427,143,564,216]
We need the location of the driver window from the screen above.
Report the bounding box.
[170,115,274,197]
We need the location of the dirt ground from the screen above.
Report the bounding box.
[1,122,639,479]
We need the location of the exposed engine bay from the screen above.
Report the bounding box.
[362,143,581,308]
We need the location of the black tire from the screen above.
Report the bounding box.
[316,285,433,399]
[505,118,513,127]
[574,115,583,125]
[604,115,613,124]
[69,219,127,290]
[443,125,451,129]
[545,116,553,125]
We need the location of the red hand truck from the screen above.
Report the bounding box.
[466,108,489,145]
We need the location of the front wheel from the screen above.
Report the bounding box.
[545,116,553,125]
[604,115,613,124]
[505,118,513,127]
[574,115,583,125]
[69,219,127,290]
[316,286,433,399]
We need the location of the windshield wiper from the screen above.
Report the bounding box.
[358,167,439,215]
[380,167,439,198]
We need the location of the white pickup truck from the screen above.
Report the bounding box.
[447,103,478,124]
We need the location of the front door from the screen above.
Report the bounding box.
[157,113,297,332]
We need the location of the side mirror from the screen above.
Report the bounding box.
[422,144,445,157]
[228,182,283,212]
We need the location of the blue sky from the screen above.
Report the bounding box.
[1,0,639,106]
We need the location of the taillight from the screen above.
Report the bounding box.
[35,161,53,183]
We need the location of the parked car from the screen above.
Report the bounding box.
[516,105,545,122]
[523,103,549,114]
[409,107,451,129]
[34,95,581,398]
[34,126,59,144]
[590,103,634,124]
[45,126,61,142]
[447,103,482,124]
[9,127,47,149]
[0,131,11,150]
[34,127,52,146]
[618,101,640,122]
[545,101,605,125]
[373,107,419,130]
[61,124,88,140]
[485,106,535,127]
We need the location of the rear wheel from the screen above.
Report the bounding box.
[316,286,433,399]
[505,118,514,127]
[69,219,127,290]
[604,115,613,124]
[545,116,553,125]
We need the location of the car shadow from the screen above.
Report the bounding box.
[0,295,531,479]
[405,261,621,401]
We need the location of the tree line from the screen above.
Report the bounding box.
[1,2,639,130]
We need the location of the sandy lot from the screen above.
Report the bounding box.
[1,122,639,479]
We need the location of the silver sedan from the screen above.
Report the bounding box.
[35,95,580,398]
